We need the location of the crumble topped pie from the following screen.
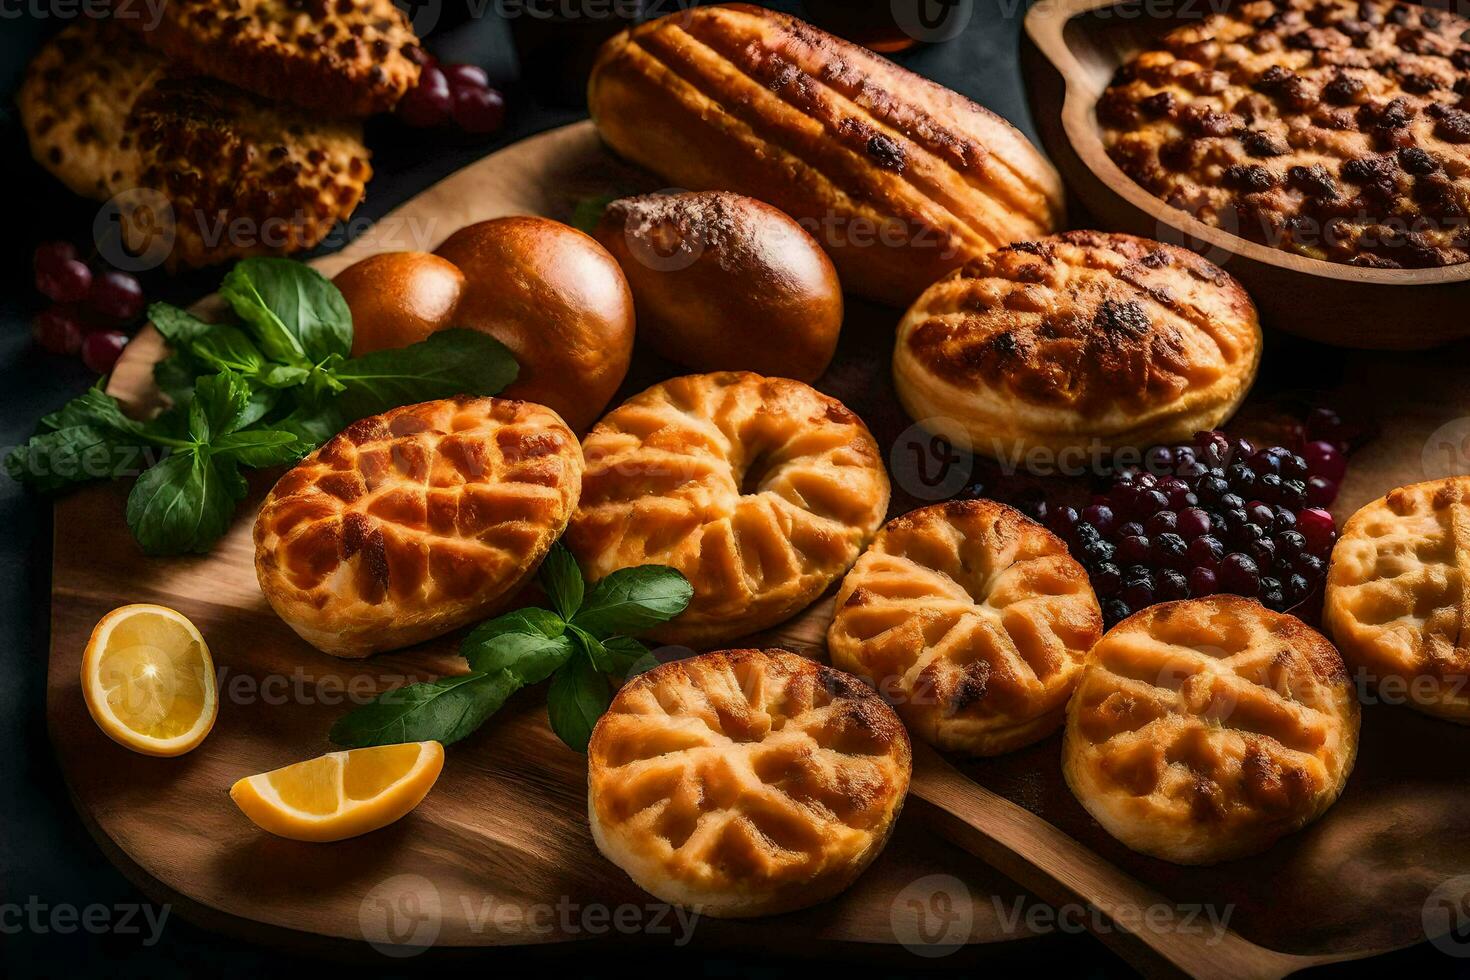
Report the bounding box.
[1098,0,1470,268]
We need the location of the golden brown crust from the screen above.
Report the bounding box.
[829,499,1102,756]
[892,231,1262,456]
[588,3,1064,306]
[593,191,843,383]
[117,0,424,116]
[18,21,158,199]
[1324,476,1470,722]
[567,372,890,648]
[587,648,911,917]
[254,397,582,658]
[18,21,371,270]
[1098,0,1470,268]
[1063,596,1360,865]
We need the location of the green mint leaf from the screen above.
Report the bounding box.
[41,386,150,438]
[188,370,252,442]
[567,624,613,673]
[546,655,611,754]
[329,671,518,748]
[154,352,201,406]
[125,449,244,555]
[220,258,351,366]
[600,635,658,678]
[572,566,693,638]
[148,303,214,346]
[329,330,519,421]
[462,608,575,684]
[210,429,307,468]
[537,543,584,620]
[275,403,348,451]
[187,324,269,376]
[261,364,311,388]
[5,425,133,493]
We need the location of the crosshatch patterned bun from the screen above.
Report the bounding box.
[567,373,890,648]
[254,397,582,658]
[892,231,1262,457]
[1063,597,1360,865]
[1098,0,1470,268]
[116,0,425,116]
[18,20,371,270]
[828,499,1102,756]
[587,648,911,917]
[1325,476,1470,722]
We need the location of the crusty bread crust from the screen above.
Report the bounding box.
[588,3,1064,306]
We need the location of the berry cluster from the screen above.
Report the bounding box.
[1045,429,1343,627]
[396,51,506,134]
[32,242,143,374]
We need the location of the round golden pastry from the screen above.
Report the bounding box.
[892,231,1261,457]
[587,648,911,917]
[254,397,582,658]
[567,372,890,648]
[828,499,1103,756]
[1324,476,1470,723]
[1063,597,1360,865]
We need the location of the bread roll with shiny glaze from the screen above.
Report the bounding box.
[334,217,636,433]
[594,191,842,382]
[588,4,1064,306]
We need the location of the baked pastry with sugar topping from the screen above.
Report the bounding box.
[254,397,582,658]
[567,372,890,648]
[1324,476,1470,722]
[829,499,1102,755]
[892,231,1261,457]
[1098,0,1470,268]
[115,0,424,116]
[587,648,911,917]
[1063,596,1360,865]
[19,21,371,270]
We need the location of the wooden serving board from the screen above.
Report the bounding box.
[48,121,1470,964]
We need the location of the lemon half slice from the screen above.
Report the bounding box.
[229,742,445,843]
[81,604,218,757]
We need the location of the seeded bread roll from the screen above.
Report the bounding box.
[588,4,1064,306]
[593,191,843,382]
[1098,0,1470,268]
[113,0,424,116]
[892,231,1262,457]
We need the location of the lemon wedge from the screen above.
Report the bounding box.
[229,742,444,842]
[81,603,218,757]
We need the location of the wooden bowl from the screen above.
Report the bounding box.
[1021,0,1470,350]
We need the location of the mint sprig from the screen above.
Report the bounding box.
[329,544,692,753]
[6,256,519,556]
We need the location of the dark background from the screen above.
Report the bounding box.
[0,1,1465,976]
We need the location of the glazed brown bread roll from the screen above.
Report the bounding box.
[588,4,1064,306]
[334,217,636,433]
[593,192,842,382]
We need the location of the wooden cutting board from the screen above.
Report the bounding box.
[48,121,1470,964]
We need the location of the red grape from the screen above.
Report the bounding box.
[34,240,78,276]
[86,269,146,324]
[81,330,129,374]
[452,85,506,134]
[442,63,490,92]
[397,65,452,127]
[36,257,92,304]
[33,306,84,355]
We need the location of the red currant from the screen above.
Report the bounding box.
[1303,440,1347,483]
[81,330,129,374]
[33,306,84,355]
